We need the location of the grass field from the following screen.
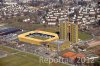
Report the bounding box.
[0,46,67,66]
[27,35,49,40]
[79,31,93,40]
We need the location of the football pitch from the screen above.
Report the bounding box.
[0,46,67,66]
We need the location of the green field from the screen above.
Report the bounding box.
[27,35,49,40]
[32,36,49,40]
[0,46,67,66]
[79,31,93,40]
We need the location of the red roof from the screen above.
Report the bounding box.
[63,52,76,57]
[63,52,85,60]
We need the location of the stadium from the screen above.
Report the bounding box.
[18,30,59,45]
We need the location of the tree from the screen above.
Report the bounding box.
[93,58,100,66]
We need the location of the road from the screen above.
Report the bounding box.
[88,40,100,47]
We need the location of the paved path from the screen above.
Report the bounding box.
[88,40,100,47]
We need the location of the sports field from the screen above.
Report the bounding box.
[0,46,67,66]
[79,31,93,40]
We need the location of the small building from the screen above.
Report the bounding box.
[63,52,85,63]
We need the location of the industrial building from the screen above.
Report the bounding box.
[18,30,59,45]
[0,27,21,35]
[63,52,85,62]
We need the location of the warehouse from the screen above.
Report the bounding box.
[0,27,21,35]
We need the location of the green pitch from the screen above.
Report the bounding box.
[79,31,93,40]
[0,46,66,66]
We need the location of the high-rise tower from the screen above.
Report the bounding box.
[59,18,78,43]
[70,23,78,43]
[59,21,68,40]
